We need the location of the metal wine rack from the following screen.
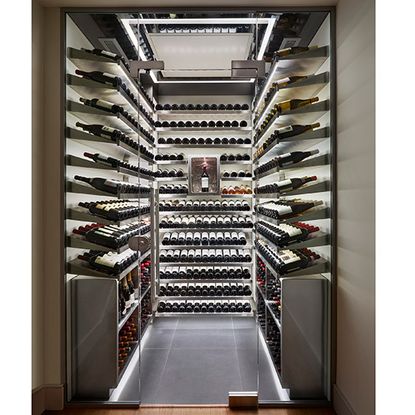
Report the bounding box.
[252,43,333,400]
[154,97,255,317]
[65,47,158,400]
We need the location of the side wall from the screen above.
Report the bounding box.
[334,0,375,414]
[32,0,45,393]
[32,3,64,414]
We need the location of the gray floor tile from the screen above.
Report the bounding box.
[176,315,234,329]
[258,344,281,401]
[117,348,170,403]
[142,326,175,349]
[171,328,236,350]
[234,327,259,350]
[152,348,242,404]
[236,348,259,391]
[114,315,286,404]
[232,316,257,329]
[150,317,179,329]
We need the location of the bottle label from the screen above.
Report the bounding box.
[103,72,117,79]
[96,99,114,110]
[277,126,293,134]
[201,177,209,189]
[276,77,292,87]
[100,50,118,59]
[276,179,292,188]
[275,205,293,215]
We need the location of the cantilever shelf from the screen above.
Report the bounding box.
[66,127,155,164]
[253,46,329,113]
[255,154,330,180]
[254,180,330,198]
[254,71,329,130]
[254,208,330,224]
[66,180,151,199]
[65,155,154,181]
[253,127,330,163]
[66,208,149,226]
[256,251,330,279]
[255,99,330,144]
[67,47,155,113]
[67,100,155,147]
[256,231,330,250]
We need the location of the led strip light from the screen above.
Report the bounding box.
[120,17,279,84]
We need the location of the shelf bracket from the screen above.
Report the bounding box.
[231,60,265,79]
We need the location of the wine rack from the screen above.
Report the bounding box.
[65,45,158,399]
[252,42,333,399]
[154,98,255,316]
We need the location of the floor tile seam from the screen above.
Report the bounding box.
[231,316,244,390]
[148,318,179,400]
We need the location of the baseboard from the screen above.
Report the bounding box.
[32,384,64,415]
[333,385,357,415]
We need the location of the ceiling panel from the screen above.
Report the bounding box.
[147,33,253,78]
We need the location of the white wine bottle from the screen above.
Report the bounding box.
[277,97,319,114]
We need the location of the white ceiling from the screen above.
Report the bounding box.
[39,0,337,7]
[147,32,253,78]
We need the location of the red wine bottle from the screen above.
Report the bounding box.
[75,69,122,87]
[79,97,123,114]
[257,200,323,219]
[255,176,317,194]
[83,152,120,168]
[75,122,121,141]
[74,175,140,195]
[81,48,130,70]
[276,123,320,140]
[277,150,320,167]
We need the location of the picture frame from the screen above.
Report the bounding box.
[188,156,220,195]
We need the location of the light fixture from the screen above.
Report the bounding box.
[120,16,280,85]
[257,16,277,61]
[252,61,278,113]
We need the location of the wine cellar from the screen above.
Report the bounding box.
[64,9,335,406]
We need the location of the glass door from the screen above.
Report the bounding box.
[253,10,333,403]
[129,14,260,404]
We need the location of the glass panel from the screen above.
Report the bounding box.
[254,10,332,402]
[134,14,260,404]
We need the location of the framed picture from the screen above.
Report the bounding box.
[188,156,220,195]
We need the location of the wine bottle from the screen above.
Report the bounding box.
[75,122,122,141]
[277,97,319,114]
[275,75,308,89]
[81,48,130,70]
[74,175,121,194]
[79,97,123,114]
[201,166,209,193]
[277,150,320,167]
[257,200,324,219]
[83,152,120,168]
[74,69,122,88]
[255,176,317,194]
[274,45,318,58]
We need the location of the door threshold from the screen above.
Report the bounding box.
[66,401,140,408]
[140,404,228,407]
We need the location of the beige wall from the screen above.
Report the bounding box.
[335,0,375,414]
[32,0,63,391]
[32,0,45,391]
